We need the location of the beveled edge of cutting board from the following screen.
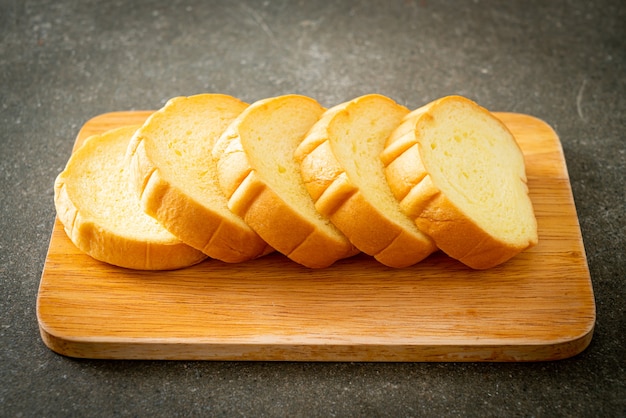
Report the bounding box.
[38,323,595,361]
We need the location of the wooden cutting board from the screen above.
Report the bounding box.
[37,111,595,361]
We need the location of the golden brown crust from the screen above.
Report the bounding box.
[297,140,348,211]
[295,112,347,203]
[383,95,537,269]
[213,95,358,268]
[380,108,430,201]
[413,193,528,269]
[126,94,272,263]
[296,95,437,268]
[54,127,207,270]
[232,170,356,268]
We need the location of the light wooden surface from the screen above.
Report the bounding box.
[37,111,595,361]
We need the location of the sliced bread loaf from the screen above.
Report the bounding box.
[295,94,437,267]
[126,94,272,263]
[54,126,207,270]
[212,94,358,268]
[381,95,538,269]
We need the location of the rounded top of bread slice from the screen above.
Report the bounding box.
[383,95,538,269]
[54,126,206,270]
[213,94,358,268]
[295,94,437,267]
[126,94,272,263]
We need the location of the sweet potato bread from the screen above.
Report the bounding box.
[55,93,537,270]
[54,126,207,270]
[381,95,538,269]
[295,94,437,267]
[126,94,272,263]
[212,94,358,268]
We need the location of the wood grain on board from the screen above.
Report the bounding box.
[37,111,595,361]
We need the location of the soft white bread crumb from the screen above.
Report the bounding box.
[213,94,358,268]
[54,126,207,270]
[296,94,437,267]
[126,94,272,263]
[382,95,538,269]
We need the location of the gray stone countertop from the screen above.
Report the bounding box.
[1,0,624,416]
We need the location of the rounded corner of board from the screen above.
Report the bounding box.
[542,322,596,362]
[37,321,80,359]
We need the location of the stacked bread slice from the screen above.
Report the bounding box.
[212,94,358,268]
[381,95,538,269]
[295,94,437,267]
[54,94,537,270]
[54,126,207,270]
[126,94,272,263]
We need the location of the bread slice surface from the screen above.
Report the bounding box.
[213,94,358,268]
[382,95,538,269]
[296,94,437,267]
[126,94,272,263]
[54,126,207,270]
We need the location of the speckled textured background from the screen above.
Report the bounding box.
[1,0,624,416]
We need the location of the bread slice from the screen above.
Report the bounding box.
[381,95,538,269]
[212,94,358,268]
[54,126,207,270]
[126,94,272,263]
[295,94,437,267]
